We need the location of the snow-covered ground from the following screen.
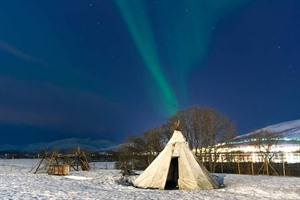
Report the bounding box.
[0,159,299,200]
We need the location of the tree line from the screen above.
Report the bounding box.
[116,105,236,172]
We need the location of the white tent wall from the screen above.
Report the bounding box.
[178,144,218,189]
[133,144,172,189]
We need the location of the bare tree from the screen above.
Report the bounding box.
[142,127,165,163]
[167,106,236,172]
[166,106,207,157]
[116,135,148,170]
[249,129,282,175]
[203,108,236,172]
[116,127,165,170]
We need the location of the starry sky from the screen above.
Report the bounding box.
[0,0,299,145]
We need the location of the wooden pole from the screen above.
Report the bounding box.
[47,152,56,171]
[33,158,44,174]
[10,156,14,173]
[282,161,286,176]
[282,153,286,176]
[221,158,224,173]
[237,161,241,175]
[266,160,269,175]
[251,162,254,175]
[258,162,264,175]
[268,163,279,176]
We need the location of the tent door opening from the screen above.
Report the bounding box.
[165,157,179,190]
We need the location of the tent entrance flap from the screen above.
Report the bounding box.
[165,157,179,190]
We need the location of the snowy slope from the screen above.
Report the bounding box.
[234,119,300,142]
[0,138,117,153]
[265,119,300,138]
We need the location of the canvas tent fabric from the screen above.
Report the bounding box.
[133,130,220,190]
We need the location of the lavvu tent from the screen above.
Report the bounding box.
[133,130,220,190]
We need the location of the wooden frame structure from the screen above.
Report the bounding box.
[30,147,90,175]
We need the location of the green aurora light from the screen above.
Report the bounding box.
[114,0,178,116]
[114,0,248,116]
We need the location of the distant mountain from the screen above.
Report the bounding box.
[0,138,118,153]
[232,119,300,144]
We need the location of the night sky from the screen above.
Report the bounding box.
[0,0,299,145]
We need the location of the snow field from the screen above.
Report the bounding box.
[0,159,299,200]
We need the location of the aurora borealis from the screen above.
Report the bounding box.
[0,0,299,145]
[114,0,178,115]
[114,0,247,115]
